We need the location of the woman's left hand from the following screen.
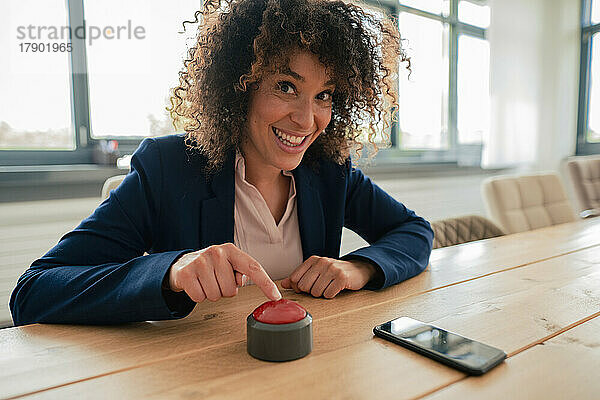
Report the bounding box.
[281,256,377,298]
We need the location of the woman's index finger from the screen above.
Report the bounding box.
[226,246,282,301]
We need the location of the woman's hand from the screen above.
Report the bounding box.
[280,256,377,298]
[167,243,282,303]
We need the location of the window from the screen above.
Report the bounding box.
[0,0,74,151]
[375,0,489,162]
[458,0,490,28]
[398,13,449,150]
[588,33,600,143]
[85,0,197,139]
[577,0,600,154]
[400,0,449,16]
[2,0,490,166]
[457,35,490,144]
[0,0,198,166]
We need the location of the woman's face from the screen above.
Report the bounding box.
[242,50,334,176]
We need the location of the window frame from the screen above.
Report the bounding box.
[1,0,147,166]
[2,0,490,166]
[367,0,488,164]
[577,0,600,155]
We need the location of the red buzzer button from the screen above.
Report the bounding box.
[252,299,307,324]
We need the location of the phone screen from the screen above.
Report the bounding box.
[374,317,506,374]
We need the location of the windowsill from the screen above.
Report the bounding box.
[0,164,126,184]
[0,161,504,203]
[0,163,124,172]
[0,164,126,202]
[362,162,503,180]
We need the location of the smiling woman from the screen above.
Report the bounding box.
[243,52,334,178]
[169,0,409,173]
[10,0,433,326]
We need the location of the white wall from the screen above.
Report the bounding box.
[484,0,580,171]
[538,0,581,170]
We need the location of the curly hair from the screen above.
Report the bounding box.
[168,0,409,173]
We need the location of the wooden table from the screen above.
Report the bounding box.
[1,219,599,399]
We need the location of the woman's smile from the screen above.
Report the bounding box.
[271,126,313,153]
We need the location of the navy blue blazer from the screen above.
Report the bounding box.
[10,134,433,325]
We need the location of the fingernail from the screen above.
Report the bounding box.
[242,275,248,286]
[273,288,282,300]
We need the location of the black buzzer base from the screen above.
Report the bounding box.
[246,313,313,362]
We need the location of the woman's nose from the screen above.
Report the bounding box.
[289,99,316,131]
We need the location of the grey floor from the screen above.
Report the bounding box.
[0,173,492,327]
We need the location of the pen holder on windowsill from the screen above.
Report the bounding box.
[93,140,121,166]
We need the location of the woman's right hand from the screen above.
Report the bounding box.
[167,243,282,303]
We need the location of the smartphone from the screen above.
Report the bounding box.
[373,317,506,375]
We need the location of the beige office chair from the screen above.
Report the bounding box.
[481,173,577,234]
[101,175,127,200]
[565,155,600,218]
[431,215,504,249]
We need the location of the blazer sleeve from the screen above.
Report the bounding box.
[9,138,196,326]
[341,161,433,290]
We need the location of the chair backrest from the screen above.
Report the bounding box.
[101,175,127,200]
[566,155,600,216]
[431,215,504,249]
[481,173,577,234]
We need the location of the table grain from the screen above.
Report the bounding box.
[1,219,599,399]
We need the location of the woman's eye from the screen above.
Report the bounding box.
[277,81,295,94]
[317,91,333,102]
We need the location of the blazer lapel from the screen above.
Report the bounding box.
[200,152,235,247]
[293,163,326,259]
[199,153,326,258]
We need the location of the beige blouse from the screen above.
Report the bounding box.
[233,153,304,281]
